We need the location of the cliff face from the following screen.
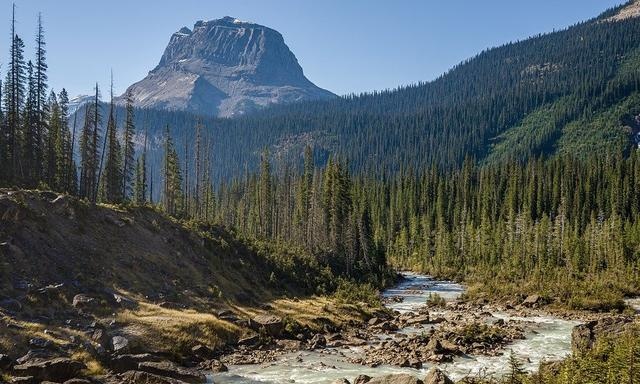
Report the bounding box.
[122,17,335,117]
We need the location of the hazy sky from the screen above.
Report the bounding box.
[0,0,626,98]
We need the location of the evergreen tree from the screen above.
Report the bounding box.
[121,90,135,200]
[134,125,148,205]
[162,125,183,216]
[101,87,122,203]
[79,85,101,202]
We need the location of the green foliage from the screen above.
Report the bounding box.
[333,279,381,307]
[425,292,446,308]
[538,326,640,384]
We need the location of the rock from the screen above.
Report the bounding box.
[354,375,372,384]
[405,315,430,326]
[237,334,259,346]
[72,294,94,309]
[16,350,57,365]
[0,298,22,312]
[368,374,423,384]
[29,338,53,349]
[379,322,398,332]
[12,357,86,382]
[572,317,633,355]
[209,359,227,373]
[10,377,36,384]
[309,334,326,350]
[112,293,137,309]
[400,358,422,369]
[119,370,190,384]
[63,380,92,384]
[424,367,453,384]
[368,317,381,326]
[426,338,443,354]
[111,336,130,354]
[0,353,14,370]
[429,317,445,324]
[91,328,109,347]
[158,301,184,310]
[522,294,543,307]
[440,340,460,355]
[249,314,283,337]
[190,344,213,359]
[137,361,206,383]
[109,354,163,373]
[276,339,302,350]
[331,379,351,384]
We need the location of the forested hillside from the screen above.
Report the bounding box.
[81,1,640,188]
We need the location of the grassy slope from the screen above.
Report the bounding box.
[0,190,375,359]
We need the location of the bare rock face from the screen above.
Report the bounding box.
[122,17,335,117]
[571,317,635,355]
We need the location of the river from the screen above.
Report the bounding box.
[210,273,578,383]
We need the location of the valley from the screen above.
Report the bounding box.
[2,1,640,383]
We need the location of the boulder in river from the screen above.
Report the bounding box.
[424,367,453,384]
[368,374,423,384]
[354,375,372,384]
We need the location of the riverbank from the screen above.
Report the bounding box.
[211,273,613,383]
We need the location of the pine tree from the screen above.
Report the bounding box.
[79,85,101,202]
[3,7,26,184]
[22,60,38,186]
[121,90,135,200]
[101,83,122,203]
[259,149,272,237]
[162,125,183,216]
[34,13,48,184]
[134,125,148,205]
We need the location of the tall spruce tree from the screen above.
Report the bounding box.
[121,90,135,200]
[101,82,122,203]
[162,125,182,216]
[79,85,101,202]
[3,6,26,184]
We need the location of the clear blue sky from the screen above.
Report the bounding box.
[0,0,626,98]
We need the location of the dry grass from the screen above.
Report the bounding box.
[233,296,373,331]
[71,350,106,376]
[0,315,88,357]
[116,302,242,355]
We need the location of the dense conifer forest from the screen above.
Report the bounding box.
[2,2,640,299]
[2,1,640,382]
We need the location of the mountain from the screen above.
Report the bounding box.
[75,2,640,195]
[120,17,335,117]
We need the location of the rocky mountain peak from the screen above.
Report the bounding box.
[122,17,334,117]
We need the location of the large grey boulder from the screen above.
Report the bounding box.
[12,357,86,382]
[249,314,283,337]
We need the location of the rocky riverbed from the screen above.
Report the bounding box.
[209,274,580,383]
